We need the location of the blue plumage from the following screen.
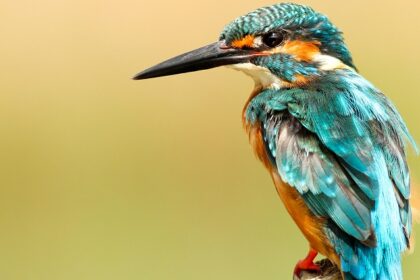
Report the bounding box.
[245,68,416,279]
[135,2,417,279]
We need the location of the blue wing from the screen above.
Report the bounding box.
[246,70,416,275]
[262,110,375,243]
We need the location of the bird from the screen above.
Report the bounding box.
[133,3,418,280]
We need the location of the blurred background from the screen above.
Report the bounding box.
[1,0,419,279]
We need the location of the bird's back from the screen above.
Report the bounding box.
[243,68,416,279]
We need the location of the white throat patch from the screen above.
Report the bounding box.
[227,63,283,90]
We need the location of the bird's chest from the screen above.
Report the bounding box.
[242,88,275,169]
[242,97,334,258]
[242,92,294,169]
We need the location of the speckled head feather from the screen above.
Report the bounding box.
[220,3,355,69]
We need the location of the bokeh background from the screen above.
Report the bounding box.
[1,0,419,279]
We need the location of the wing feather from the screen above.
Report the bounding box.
[246,69,416,246]
[265,111,374,242]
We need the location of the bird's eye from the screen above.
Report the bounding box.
[262,32,285,48]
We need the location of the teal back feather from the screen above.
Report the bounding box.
[246,69,416,280]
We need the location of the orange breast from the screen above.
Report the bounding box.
[242,95,339,265]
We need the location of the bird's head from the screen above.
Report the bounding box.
[134,3,355,89]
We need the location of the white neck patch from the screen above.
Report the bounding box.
[312,54,351,71]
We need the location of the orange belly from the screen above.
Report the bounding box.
[244,118,340,265]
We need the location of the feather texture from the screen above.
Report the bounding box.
[245,68,416,279]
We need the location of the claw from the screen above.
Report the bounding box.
[293,249,320,278]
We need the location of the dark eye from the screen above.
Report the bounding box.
[262,32,284,48]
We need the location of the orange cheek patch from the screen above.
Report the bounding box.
[282,40,321,62]
[231,35,255,48]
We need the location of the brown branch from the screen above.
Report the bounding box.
[294,259,342,280]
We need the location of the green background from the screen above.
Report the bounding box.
[1,0,419,279]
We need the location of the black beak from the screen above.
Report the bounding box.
[133,41,258,80]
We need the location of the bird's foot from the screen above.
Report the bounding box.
[293,249,321,278]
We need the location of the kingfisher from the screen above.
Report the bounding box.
[133,3,418,279]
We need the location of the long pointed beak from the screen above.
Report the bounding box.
[133,41,258,80]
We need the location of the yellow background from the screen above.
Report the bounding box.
[1,0,419,279]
